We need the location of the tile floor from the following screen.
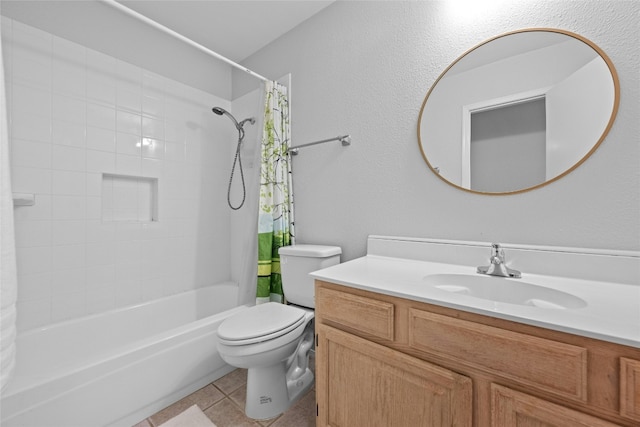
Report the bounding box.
[132,361,316,427]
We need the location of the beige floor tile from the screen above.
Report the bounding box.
[214,368,247,395]
[270,388,316,427]
[148,397,194,426]
[228,383,247,409]
[189,383,226,410]
[204,397,262,427]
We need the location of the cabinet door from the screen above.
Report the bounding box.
[491,384,620,427]
[316,324,472,427]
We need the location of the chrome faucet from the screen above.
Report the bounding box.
[477,243,521,278]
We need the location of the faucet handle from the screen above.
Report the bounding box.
[490,243,503,259]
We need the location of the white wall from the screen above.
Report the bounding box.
[546,57,615,178]
[236,0,640,261]
[2,18,235,331]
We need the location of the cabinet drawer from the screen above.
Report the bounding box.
[316,286,394,341]
[491,384,618,427]
[620,357,640,422]
[409,309,587,401]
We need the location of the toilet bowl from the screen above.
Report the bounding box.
[218,303,315,419]
[216,244,341,420]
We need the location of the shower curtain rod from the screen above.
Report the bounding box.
[100,0,270,82]
[289,135,351,155]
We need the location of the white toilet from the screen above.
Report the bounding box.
[217,244,341,420]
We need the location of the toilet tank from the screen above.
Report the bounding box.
[279,244,341,308]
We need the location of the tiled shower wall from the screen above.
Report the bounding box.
[2,18,236,331]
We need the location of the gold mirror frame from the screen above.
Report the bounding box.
[417,28,620,195]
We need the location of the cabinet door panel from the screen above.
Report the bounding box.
[491,384,619,427]
[620,357,640,422]
[409,309,587,401]
[316,286,394,341]
[316,324,472,427]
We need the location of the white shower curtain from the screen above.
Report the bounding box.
[0,16,18,391]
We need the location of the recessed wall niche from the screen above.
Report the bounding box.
[101,174,159,222]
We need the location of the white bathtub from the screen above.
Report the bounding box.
[0,282,249,427]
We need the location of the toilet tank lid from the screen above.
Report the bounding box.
[278,244,341,257]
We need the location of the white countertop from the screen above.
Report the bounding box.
[311,254,640,348]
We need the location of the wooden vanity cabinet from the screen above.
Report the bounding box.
[314,280,640,427]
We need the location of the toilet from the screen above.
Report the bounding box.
[217,244,341,420]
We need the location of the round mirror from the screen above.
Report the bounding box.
[418,28,619,195]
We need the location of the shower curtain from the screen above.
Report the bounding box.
[256,81,294,304]
[0,17,18,391]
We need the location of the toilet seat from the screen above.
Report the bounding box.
[218,303,308,345]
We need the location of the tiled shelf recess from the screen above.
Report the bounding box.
[102,173,158,222]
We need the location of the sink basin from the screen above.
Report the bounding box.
[423,274,587,309]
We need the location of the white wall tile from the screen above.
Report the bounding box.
[12,167,52,194]
[165,120,186,143]
[116,60,141,86]
[86,173,102,196]
[117,87,141,113]
[116,131,141,156]
[85,284,116,314]
[142,94,164,118]
[86,126,116,152]
[14,220,52,247]
[85,242,116,267]
[8,19,233,330]
[17,272,52,301]
[17,298,51,331]
[86,150,116,173]
[52,59,85,98]
[87,103,116,130]
[141,138,164,160]
[85,196,102,220]
[141,158,163,177]
[52,220,86,246]
[12,84,51,117]
[85,264,116,287]
[51,244,86,271]
[53,94,86,124]
[52,170,85,196]
[86,49,116,75]
[87,76,116,106]
[52,195,86,220]
[142,116,163,140]
[16,246,52,276]
[85,220,116,243]
[12,111,51,143]
[13,194,53,221]
[52,144,85,171]
[51,268,85,294]
[11,139,52,169]
[52,120,85,147]
[115,153,141,175]
[52,35,85,63]
[116,110,141,135]
[51,291,85,323]
[12,54,51,90]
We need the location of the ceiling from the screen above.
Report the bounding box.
[117,1,336,62]
[0,0,336,63]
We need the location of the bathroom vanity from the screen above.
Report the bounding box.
[311,236,640,427]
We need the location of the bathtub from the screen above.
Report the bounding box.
[0,282,249,427]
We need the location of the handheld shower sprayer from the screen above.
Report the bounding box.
[211,107,256,210]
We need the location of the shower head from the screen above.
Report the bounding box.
[212,106,256,133]
[212,107,240,129]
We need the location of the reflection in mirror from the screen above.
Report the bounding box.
[418,28,619,195]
